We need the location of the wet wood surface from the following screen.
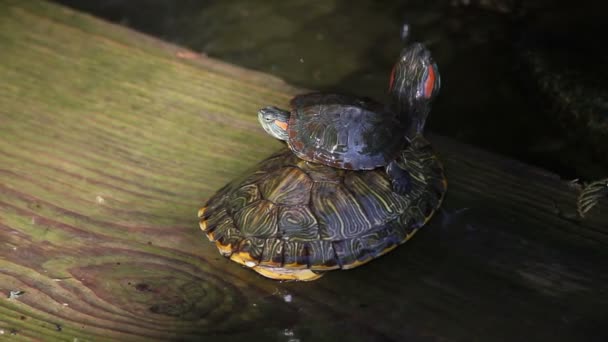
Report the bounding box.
[1,1,607,341]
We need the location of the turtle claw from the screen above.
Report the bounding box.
[386,160,412,195]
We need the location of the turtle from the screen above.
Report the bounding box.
[257,42,440,195]
[198,136,447,281]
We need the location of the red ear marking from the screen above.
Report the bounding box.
[424,65,436,98]
[274,120,288,131]
[388,64,397,91]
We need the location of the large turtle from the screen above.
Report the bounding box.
[198,136,446,281]
[258,42,440,194]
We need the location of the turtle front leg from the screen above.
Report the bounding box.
[386,160,412,195]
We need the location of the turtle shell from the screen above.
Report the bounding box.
[198,137,446,281]
[287,92,408,170]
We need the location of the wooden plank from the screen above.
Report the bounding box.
[1,1,607,341]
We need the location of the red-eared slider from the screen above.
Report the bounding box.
[258,43,440,195]
[198,136,446,281]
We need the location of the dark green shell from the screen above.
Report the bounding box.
[287,92,408,170]
[199,137,446,274]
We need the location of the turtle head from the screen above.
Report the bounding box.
[388,42,440,137]
[258,106,290,141]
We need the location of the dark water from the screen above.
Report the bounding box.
[52,0,608,180]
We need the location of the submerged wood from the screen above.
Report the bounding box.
[1,1,607,341]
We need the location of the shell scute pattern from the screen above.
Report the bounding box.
[332,238,376,269]
[287,93,406,170]
[199,137,446,278]
[210,225,241,257]
[201,207,228,233]
[259,239,284,266]
[231,237,265,265]
[297,159,343,183]
[278,205,319,241]
[311,181,372,240]
[234,200,278,238]
[259,166,313,205]
[227,184,260,214]
[344,171,407,225]
[306,240,339,269]
[282,241,313,268]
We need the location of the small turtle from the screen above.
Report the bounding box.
[258,42,440,194]
[198,136,446,281]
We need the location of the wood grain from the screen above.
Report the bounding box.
[1,1,607,341]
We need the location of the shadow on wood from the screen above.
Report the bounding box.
[1,1,607,341]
